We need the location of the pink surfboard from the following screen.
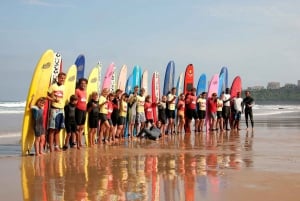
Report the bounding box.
[117,64,127,92]
[141,70,148,95]
[152,72,160,123]
[102,62,115,90]
[206,74,219,132]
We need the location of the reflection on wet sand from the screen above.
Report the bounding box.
[21,131,253,201]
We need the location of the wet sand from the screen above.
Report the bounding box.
[1,112,300,200]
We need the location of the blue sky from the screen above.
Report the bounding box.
[1,0,300,100]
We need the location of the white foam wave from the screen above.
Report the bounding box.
[0,133,21,138]
[254,110,295,116]
[0,101,26,108]
[0,111,24,114]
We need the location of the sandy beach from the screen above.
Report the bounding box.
[0,111,300,201]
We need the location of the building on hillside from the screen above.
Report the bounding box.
[267,82,280,89]
[298,80,300,87]
[284,83,297,88]
[247,86,265,90]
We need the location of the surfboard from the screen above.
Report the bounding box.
[60,65,77,147]
[125,73,134,94]
[163,60,175,95]
[152,72,160,122]
[141,70,148,95]
[230,76,242,99]
[21,49,55,155]
[183,64,194,133]
[132,65,142,89]
[196,73,206,96]
[110,65,117,92]
[220,66,228,89]
[206,74,219,132]
[218,72,225,96]
[229,76,242,128]
[176,73,184,97]
[97,62,103,93]
[117,65,127,92]
[75,54,85,80]
[184,64,194,94]
[43,52,62,131]
[124,73,133,138]
[102,63,115,90]
[84,66,99,146]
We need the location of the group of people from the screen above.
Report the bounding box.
[29,71,255,156]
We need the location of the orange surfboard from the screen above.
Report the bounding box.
[183,64,194,133]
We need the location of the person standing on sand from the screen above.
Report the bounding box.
[29,96,46,156]
[177,93,185,133]
[63,95,78,150]
[75,78,88,148]
[106,93,115,142]
[243,90,255,131]
[157,95,167,137]
[222,88,231,130]
[167,87,177,135]
[47,72,66,152]
[86,92,99,147]
[185,88,199,133]
[136,88,146,135]
[98,88,110,143]
[197,92,207,132]
[111,89,122,141]
[128,86,139,138]
[217,94,224,132]
[233,92,243,130]
[116,93,129,139]
[207,93,218,131]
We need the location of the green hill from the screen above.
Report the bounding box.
[244,87,300,103]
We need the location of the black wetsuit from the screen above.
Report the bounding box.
[243,96,254,128]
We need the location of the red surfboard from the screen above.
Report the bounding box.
[152,72,160,122]
[183,64,194,133]
[229,76,242,127]
[230,76,242,99]
[183,64,194,94]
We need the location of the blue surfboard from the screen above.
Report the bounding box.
[218,72,225,96]
[75,54,85,80]
[124,73,133,138]
[125,73,133,94]
[220,66,228,89]
[196,73,206,96]
[163,60,175,95]
[176,73,184,97]
[132,65,142,89]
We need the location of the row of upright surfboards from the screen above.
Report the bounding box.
[21,49,242,155]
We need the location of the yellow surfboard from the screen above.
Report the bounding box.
[84,65,100,146]
[21,49,55,155]
[60,65,77,147]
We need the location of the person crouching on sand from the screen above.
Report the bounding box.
[29,96,46,156]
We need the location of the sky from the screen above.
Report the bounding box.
[1,0,300,101]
